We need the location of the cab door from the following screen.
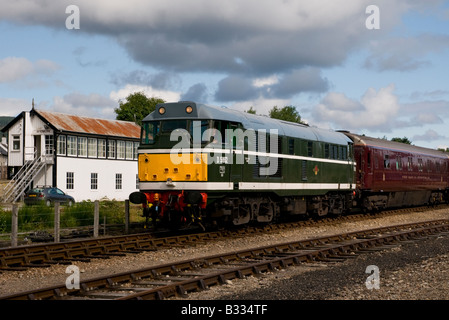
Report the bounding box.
[228,122,242,190]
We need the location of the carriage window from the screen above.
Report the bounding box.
[436,161,441,173]
[396,156,403,170]
[384,154,390,169]
[367,152,371,168]
[407,157,413,171]
[418,158,423,172]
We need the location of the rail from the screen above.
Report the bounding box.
[1,219,448,300]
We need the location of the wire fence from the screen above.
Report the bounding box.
[0,200,143,247]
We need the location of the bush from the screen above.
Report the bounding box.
[18,204,54,231]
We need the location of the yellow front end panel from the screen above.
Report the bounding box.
[139,153,208,182]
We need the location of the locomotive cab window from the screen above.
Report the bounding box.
[141,121,160,144]
[189,120,211,144]
[209,121,242,148]
[161,120,187,132]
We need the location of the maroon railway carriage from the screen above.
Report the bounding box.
[343,132,449,211]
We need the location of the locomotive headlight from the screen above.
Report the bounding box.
[158,107,166,115]
[186,105,193,113]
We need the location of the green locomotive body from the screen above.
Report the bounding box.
[131,102,356,228]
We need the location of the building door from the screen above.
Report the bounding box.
[34,135,41,158]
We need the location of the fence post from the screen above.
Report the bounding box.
[11,204,18,247]
[94,200,99,238]
[54,202,60,243]
[125,199,130,234]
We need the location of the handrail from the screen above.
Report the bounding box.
[1,151,47,203]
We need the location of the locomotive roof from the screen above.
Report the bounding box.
[144,102,352,146]
[344,132,449,159]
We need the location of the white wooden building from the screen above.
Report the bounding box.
[1,108,141,202]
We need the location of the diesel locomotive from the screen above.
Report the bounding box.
[130,101,449,229]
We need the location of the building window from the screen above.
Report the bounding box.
[67,172,74,189]
[91,173,98,190]
[12,135,20,151]
[88,138,97,158]
[98,139,106,158]
[57,135,66,155]
[117,141,125,159]
[108,140,116,159]
[78,137,87,157]
[67,136,77,156]
[133,142,139,160]
[126,141,133,160]
[115,173,122,190]
[45,135,54,155]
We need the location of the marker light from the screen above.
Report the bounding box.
[159,107,166,115]
[186,105,193,113]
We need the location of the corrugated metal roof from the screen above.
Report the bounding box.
[37,110,141,139]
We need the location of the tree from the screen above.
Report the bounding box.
[391,137,412,145]
[268,105,305,124]
[114,92,165,126]
[245,106,257,114]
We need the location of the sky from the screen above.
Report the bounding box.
[0,0,448,150]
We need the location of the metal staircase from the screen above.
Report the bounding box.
[2,155,49,203]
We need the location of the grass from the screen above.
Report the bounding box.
[0,200,145,234]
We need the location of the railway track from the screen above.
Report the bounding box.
[1,204,444,271]
[1,218,449,300]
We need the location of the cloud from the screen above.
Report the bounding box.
[312,84,400,131]
[0,57,60,83]
[45,92,116,119]
[412,129,447,142]
[270,68,329,98]
[109,84,181,104]
[364,34,449,71]
[0,97,30,116]
[0,1,414,77]
[110,70,181,90]
[215,67,329,102]
[180,83,209,102]
[215,76,260,102]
